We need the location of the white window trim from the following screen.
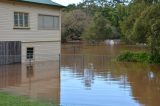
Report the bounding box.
[13,12,30,29]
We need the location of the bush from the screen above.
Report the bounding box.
[116,51,150,63]
[150,50,160,63]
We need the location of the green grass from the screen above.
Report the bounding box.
[0,92,57,106]
[116,51,150,63]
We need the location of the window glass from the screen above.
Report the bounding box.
[38,15,59,30]
[24,13,28,27]
[19,13,23,27]
[27,47,34,59]
[14,12,29,28]
[53,16,59,29]
[38,15,44,29]
[44,16,54,29]
[14,12,18,27]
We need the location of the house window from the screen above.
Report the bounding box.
[38,15,59,30]
[27,47,34,59]
[14,12,29,28]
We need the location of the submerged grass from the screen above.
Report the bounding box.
[116,51,150,63]
[0,92,57,106]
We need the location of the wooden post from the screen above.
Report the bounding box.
[59,54,61,73]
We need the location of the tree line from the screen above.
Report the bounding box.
[62,0,129,42]
[62,0,159,42]
[62,0,160,63]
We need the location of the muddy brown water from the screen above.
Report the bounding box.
[0,44,160,106]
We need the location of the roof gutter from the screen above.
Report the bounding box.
[16,0,65,8]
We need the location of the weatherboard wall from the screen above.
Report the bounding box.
[0,1,62,62]
[0,1,61,42]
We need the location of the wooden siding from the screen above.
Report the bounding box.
[0,1,61,43]
[21,41,60,62]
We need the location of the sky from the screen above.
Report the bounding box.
[52,0,82,6]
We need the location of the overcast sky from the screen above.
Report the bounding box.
[52,0,82,6]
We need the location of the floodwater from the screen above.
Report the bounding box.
[61,44,160,106]
[0,61,60,105]
[0,43,160,106]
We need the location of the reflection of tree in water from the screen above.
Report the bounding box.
[112,63,160,106]
[129,66,160,106]
[61,54,160,106]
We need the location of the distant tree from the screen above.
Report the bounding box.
[132,4,160,62]
[63,4,77,12]
[62,9,91,42]
[132,0,160,4]
[82,13,119,41]
[150,19,160,63]
[119,2,147,43]
[76,0,128,15]
[103,4,127,27]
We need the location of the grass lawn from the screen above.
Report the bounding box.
[0,92,57,106]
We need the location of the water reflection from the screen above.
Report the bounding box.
[0,61,60,105]
[83,64,94,88]
[0,64,21,88]
[61,46,160,106]
[0,44,159,106]
[26,64,34,78]
[61,44,148,56]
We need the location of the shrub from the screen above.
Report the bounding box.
[116,51,150,63]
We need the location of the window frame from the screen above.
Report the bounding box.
[38,14,60,30]
[26,47,34,60]
[13,12,30,29]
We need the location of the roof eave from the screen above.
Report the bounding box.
[16,0,65,8]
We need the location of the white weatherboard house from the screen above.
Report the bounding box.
[0,0,64,64]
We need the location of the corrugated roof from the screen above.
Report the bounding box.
[16,0,65,8]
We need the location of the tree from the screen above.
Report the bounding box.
[82,13,119,41]
[120,2,160,63]
[62,9,91,42]
[132,0,160,4]
[132,4,160,44]
[140,4,160,63]
[150,19,160,63]
[119,2,147,43]
[63,4,77,12]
